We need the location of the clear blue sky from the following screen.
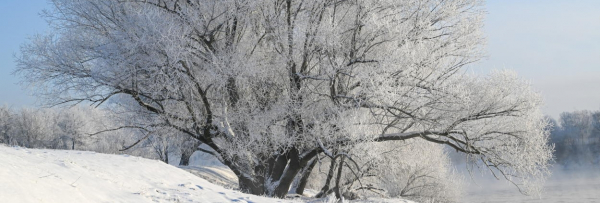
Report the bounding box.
[1,0,599,119]
[0,0,49,108]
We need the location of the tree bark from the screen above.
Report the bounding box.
[273,148,301,197]
[294,157,317,195]
[334,156,345,199]
[270,155,288,181]
[316,157,338,198]
[164,146,169,164]
[179,141,202,166]
[238,175,265,195]
[179,152,191,166]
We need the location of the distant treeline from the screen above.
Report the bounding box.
[548,110,600,168]
[0,106,124,152]
[0,106,199,165]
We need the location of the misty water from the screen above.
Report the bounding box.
[461,168,600,202]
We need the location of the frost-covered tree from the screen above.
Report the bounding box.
[0,105,150,155]
[551,110,600,167]
[0,106,13,145]
[16,0,552,198]
[305,140,461,202]
[11,108,57,148]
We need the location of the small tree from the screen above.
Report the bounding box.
[0,106,13,145]
[17,0,552,198]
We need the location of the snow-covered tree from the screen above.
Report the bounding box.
[0,106,13,145]
[16,0,552,198]
[304,140,461,202]
[551,110,600,167]
[0,105,151,156]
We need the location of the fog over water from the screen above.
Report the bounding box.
[461,167,600,202]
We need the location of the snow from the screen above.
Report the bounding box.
[181,165,239,190]
[3,145,596,203]
[0,145,416,203]
[0,145,294,203]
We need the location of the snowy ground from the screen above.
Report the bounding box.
[0,145,295,203]
[0,145,415,203]
[5,144,597,203]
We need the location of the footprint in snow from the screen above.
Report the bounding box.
[231,197,254,203]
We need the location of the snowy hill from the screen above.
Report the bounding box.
[0,145,294,203]
[0,145,415,203]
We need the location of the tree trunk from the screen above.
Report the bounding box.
[164,152,169,164]
[272,148,302,197]
[179,141,202,166]
[163,145,169,164]
[201,140,319,198]
[294,157,317,195]
[270,155,288,181]
[316,157,338,198]
[179,152,191,166]
[231,148,316,198]
[334,156,345,199]
[238,176,266,195]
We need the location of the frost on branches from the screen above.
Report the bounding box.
[16,0,552,200]
[305,139,463,202]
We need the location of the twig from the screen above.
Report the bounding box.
[71,176,81,187]
[38,173,55,179]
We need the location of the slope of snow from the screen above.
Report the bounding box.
[0,145,416,203]
[0,145,295,203]
[178,144,240,190]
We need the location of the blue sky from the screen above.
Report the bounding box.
[1,0,599,119]
[0,0,49,108]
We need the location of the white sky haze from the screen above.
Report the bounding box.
[471,0,600,119]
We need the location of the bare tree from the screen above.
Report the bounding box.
[16,0,552,198]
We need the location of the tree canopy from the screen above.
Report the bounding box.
[16,0,553,199]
